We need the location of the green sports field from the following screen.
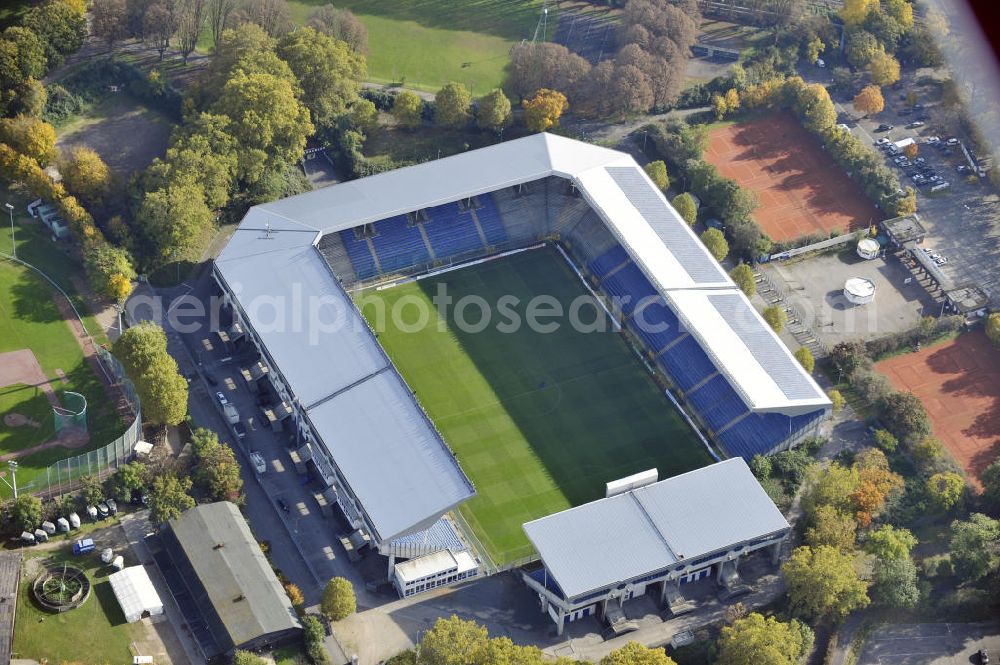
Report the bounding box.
[358,247,711,564]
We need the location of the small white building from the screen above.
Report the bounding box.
[109,566,164,623]
[393,549,479,598]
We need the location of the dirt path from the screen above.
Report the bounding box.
[0,350,61,409]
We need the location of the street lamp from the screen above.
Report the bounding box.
[4,203,14,259]
[1,461,19,499]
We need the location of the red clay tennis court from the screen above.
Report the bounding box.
[876,332,1000,487]
[704,113,884,243]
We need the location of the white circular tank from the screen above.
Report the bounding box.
[844,277,876,305]
[857,237,880,260]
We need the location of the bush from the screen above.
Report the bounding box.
[749,454,772,480]
[763,305,787,333]
[987,313,1000,346]
[828,389,845,414]
[873,428,899,453]
[302,615,329,665]
[771,448,812,492]
[42,83,87,125]
[879,391,931,445]
[795,347,815,373]
[700,227,729,261]
[729,263,756,297]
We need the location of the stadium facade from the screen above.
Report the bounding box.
[521,458,791,634]
[213,134,830,584]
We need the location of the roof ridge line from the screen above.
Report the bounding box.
[303,364,392,412]
[627,490,678,562]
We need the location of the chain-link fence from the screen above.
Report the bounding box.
[19,347,142,498]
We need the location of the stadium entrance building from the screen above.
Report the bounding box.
[521,459,790,635]
[213,134,828,583]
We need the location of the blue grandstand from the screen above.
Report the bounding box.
[586,245,827,460]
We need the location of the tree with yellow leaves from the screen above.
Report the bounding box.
[853,85,884,117]
[523,88,568,133]
[840,0,877,27]
[869,52,900,87]
[61,146,111,206]
[0,114,56,164]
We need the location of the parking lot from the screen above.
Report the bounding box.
[827,71,1000,305]
[858,622,999,665]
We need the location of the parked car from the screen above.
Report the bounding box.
[106,499,117,515]
[915,157,926,165]
[876,137,891,146]
[907,121,925,129]
[876,124,894,132]
[934,256,948,265]
[979,647,989,664]
[234,422,247,439]
[913,103,925,110]
[946,137,960,146]
[957,165,970,173]
[276,497,291,513]
[216,391,228,406]
[250,451,267,474]
[899,159,912,167]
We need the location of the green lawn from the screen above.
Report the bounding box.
[287,0,544,95]
[358,248,711,564]
[13,548,139,664]
[0,192,125,494]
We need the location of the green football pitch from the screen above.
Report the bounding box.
[357,247,712,565]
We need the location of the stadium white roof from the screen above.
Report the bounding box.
[667,290,829,414]
[216,133,827,541]
[523,458,791,600]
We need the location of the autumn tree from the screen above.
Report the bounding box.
[895,187,917,216]
[763,305,787,333]
[277,27,365,128]
[868,51,900,87]
[672,193,697,226]
[12,494,42,532]
[508,41,590,102]
[0,27,47,85]
[949,513,1000,582]
[175,0,208,62]
[729,264,756,297]
[805,505,857,552]
[143,1,177,61]
[0,114,56,164]
[240,0,291,37]
[864,525,917,560]
[392,91,424,128]
[321,577,356,621]
[795,347,815,373]
[206,0,239,47]
[91,0,128,52]
[985,313,1000,345]
[212,65,313,184]
[983,456,1000,509]
[845,30,882,68]
[138,182,215,263]
[476,89,512,133]
[870,556,919,608]
[925,472,965,513]
[716,613,813,665]
[349,99,378,133]
[306,4,367,53]
[644,160,669,191]
[434,82,473,128]
[878,391,930,444]
[148,472,195,524]
[523,88,568,133]
[284,583,305,608]
[782,545,870,620]
[61,146,111,207]
[700,227,729,262]
[600,641,677,665]
[840,0,877,26]
[83,243,135,302]
[191,427,244,503]
[828,389,845,414]
[23,0,87,66]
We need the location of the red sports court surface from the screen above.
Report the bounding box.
[876,332,1000,487]
[704,113,884,243]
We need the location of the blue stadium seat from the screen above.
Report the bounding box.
[602,263,657,316]
[371,215,432,272]
[340,229,379,279]
[629,299,683,353]
[588,246,630,279]
[424,203,484,257]
[474,193,508,246]
[686,375,746,432]
[718,408,827,459]
[658,337,717,392]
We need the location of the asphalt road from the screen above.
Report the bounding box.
[858,622,999,665]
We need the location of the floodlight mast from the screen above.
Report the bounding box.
[1,461,19,499]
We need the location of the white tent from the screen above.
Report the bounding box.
[109,566,163,623]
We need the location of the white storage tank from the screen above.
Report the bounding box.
[844,277,876,305]
[857,237,880,260]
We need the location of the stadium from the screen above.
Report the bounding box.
[212,134,830,586]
